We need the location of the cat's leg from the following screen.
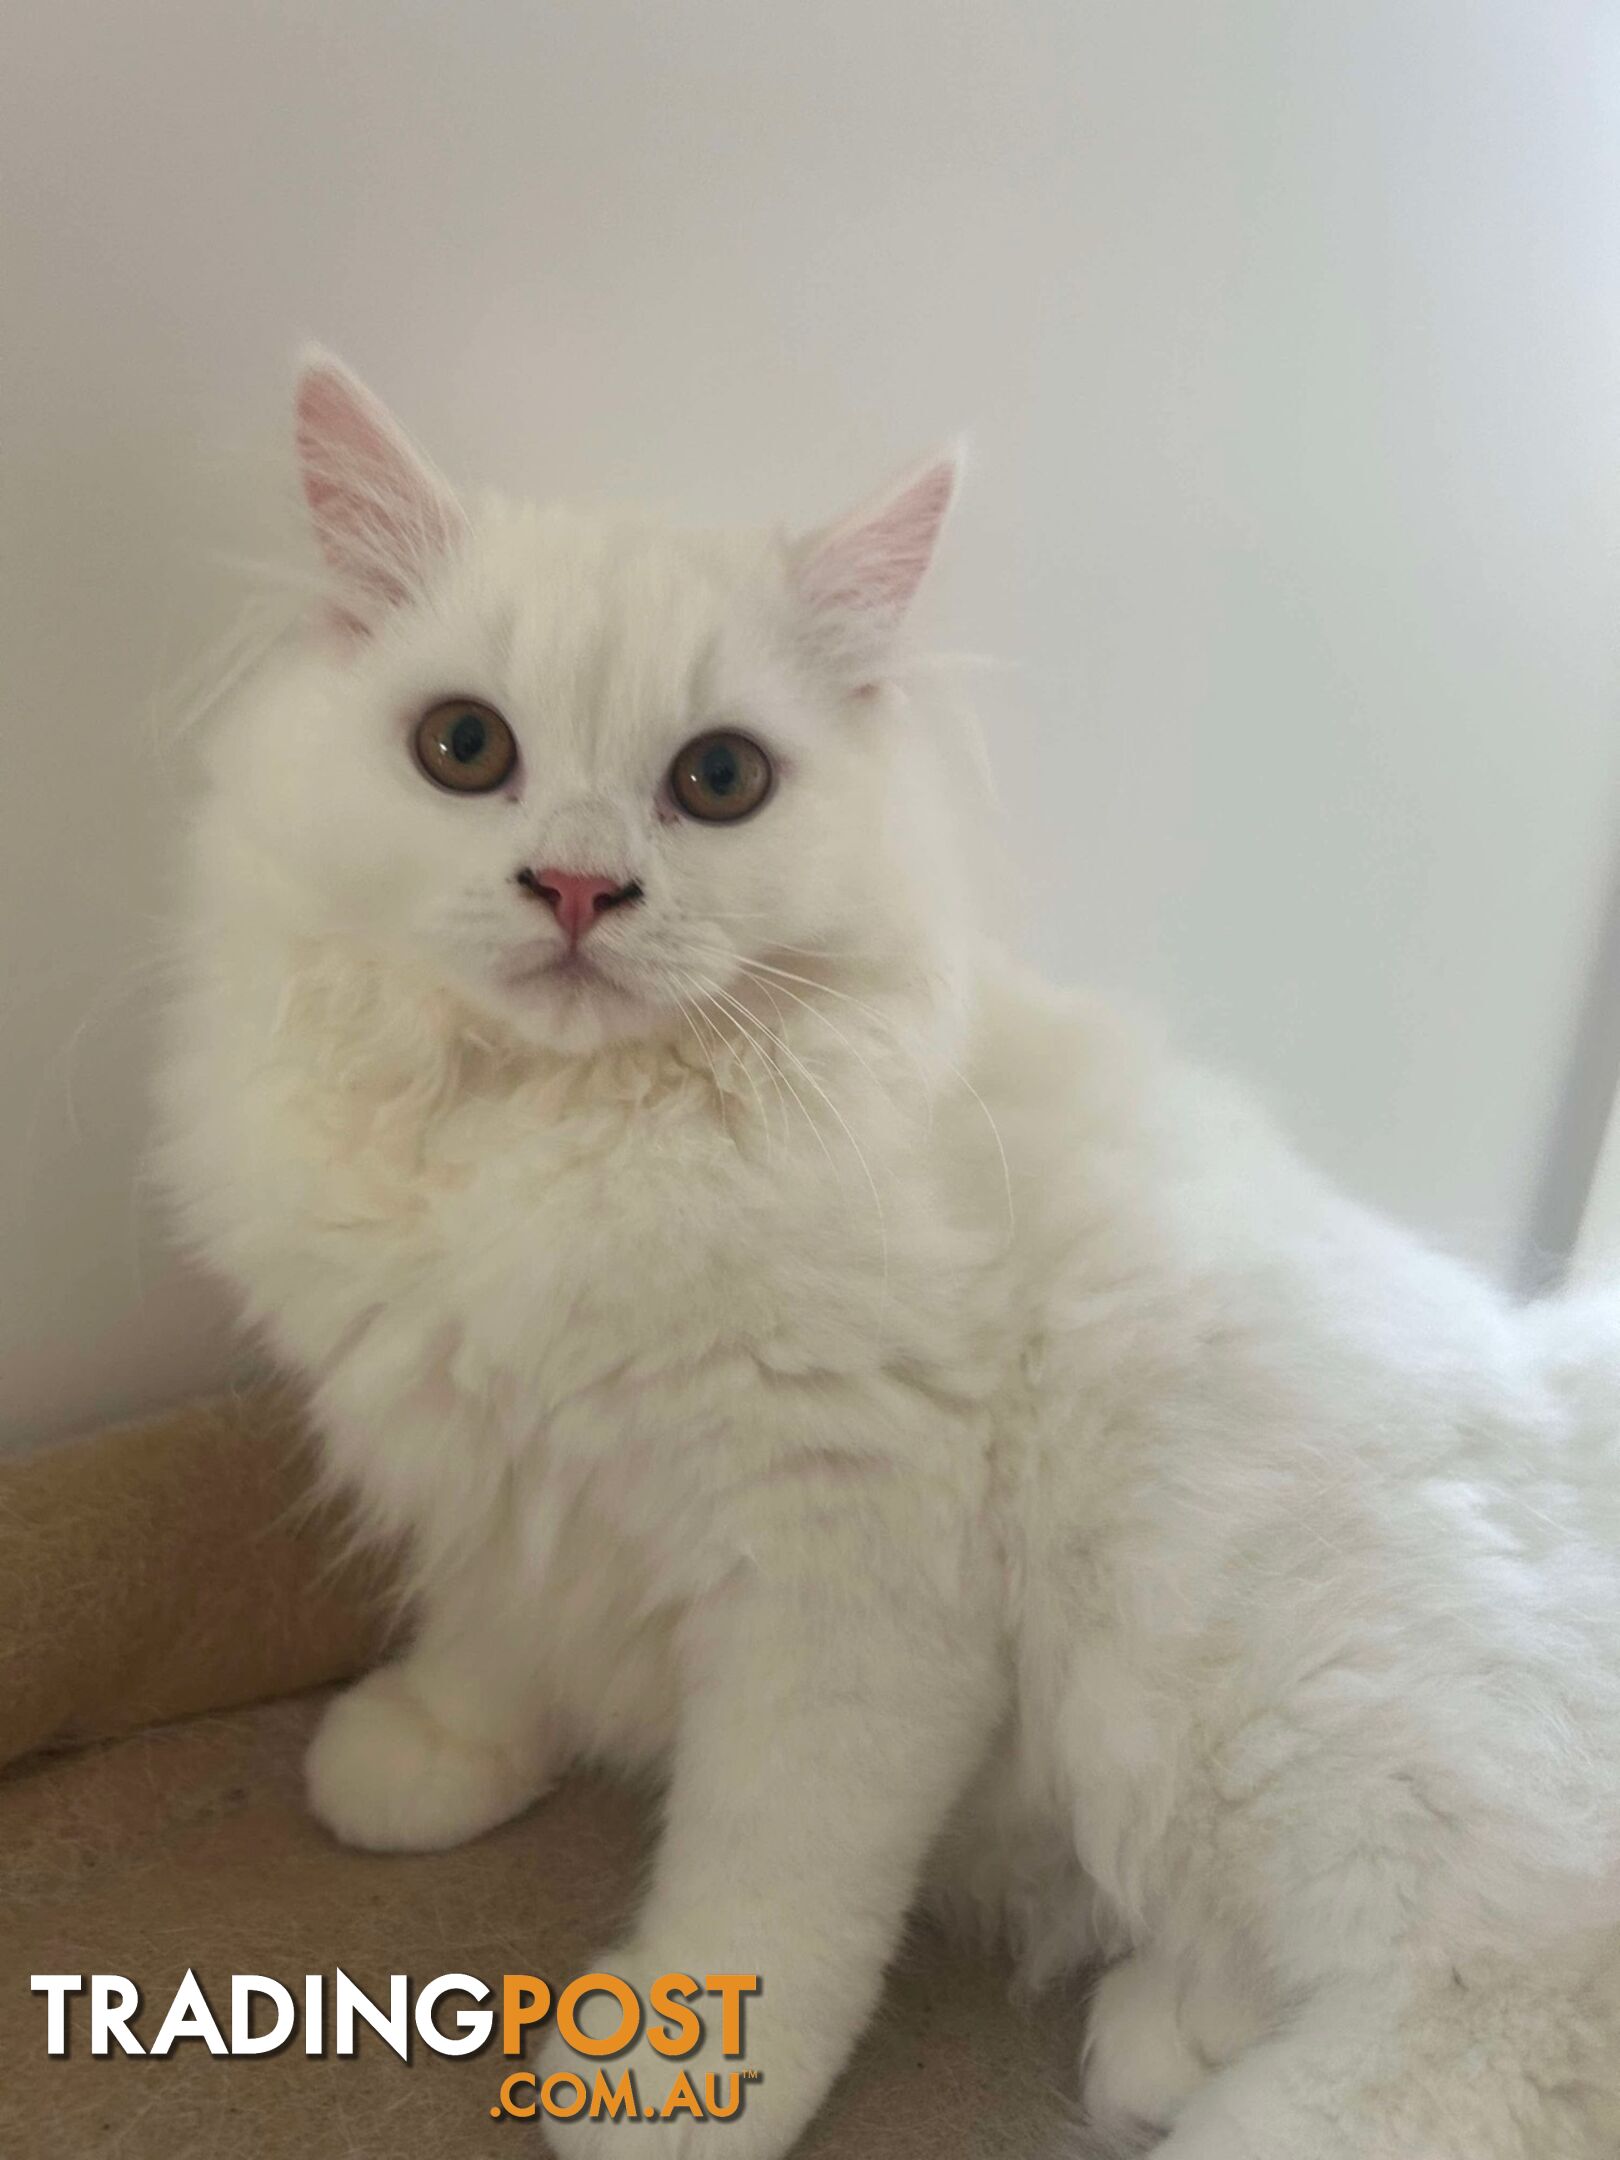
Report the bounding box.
[306,1541,568,1852]
[539,1494,1001,2160]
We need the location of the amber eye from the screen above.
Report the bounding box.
[413,699,518,794]
[669,731,773,822]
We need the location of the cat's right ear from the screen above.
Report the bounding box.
[293,349,465,626]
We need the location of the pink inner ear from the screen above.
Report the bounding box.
[799,456,959,627]
[294,359,461,611]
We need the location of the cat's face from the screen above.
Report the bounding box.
[210,356,960,1057]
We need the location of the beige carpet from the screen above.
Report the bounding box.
[0,1391,1082,2158]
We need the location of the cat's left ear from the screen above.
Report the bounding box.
[790,446,963,687]
[293,348,465,624]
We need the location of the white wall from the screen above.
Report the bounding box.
[5,2,1620,1447]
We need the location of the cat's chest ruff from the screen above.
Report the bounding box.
[303,1053,957,1563]
[299,1050,892,1396]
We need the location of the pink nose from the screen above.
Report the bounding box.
[522,867,641,942]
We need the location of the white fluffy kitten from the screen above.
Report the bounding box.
[160,355,1620,2159]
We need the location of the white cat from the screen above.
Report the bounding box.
[159,353,1620,2158]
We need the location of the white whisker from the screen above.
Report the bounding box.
[700,980,834,1177]
[731,953,1015,1247]
[673,972,778,1162]
[673,989,736,1149]
[704,977,889,1296]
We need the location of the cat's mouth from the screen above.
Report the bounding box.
[492,940,671,1050]
[498,944,652,1012]
[506,947,615,991]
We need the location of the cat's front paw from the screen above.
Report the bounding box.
[305,1664,554,1852]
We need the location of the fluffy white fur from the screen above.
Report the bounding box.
[159,356,1620,2158]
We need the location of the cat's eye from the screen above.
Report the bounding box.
[414,698,518,794]
[668,731,773,823]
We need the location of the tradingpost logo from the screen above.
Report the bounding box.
[31,1968,762,2125]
